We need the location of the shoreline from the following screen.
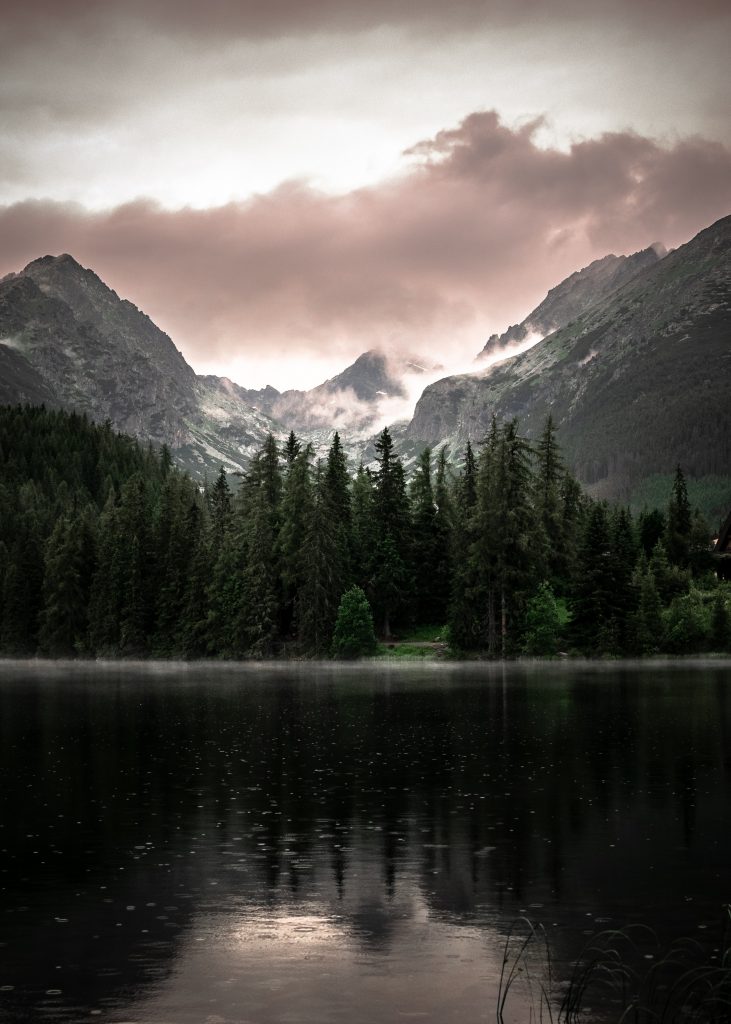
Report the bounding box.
[2,654,731,671]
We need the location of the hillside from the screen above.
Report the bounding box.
[407,215,731,513]
[476,245,663,361]
[0,255,277,478]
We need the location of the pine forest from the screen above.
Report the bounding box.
[1,404,729,661]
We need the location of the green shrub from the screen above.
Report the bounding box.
[331,586,378,659]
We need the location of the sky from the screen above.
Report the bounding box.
[1,1,730,390]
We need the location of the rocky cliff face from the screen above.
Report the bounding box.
[408,215,731,500]
[477,245,663,361]
[0,255,277,477]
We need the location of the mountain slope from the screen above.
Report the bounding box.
[408,215,731,503]
[0,255,278,477]
[477,245,663,361]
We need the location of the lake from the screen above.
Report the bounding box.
[0,660,729,1023]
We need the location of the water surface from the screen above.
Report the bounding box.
[0,660,729,1022]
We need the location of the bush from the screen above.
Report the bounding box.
[522,582,564,656]
[664,588,710,653]
[331,586,378,659]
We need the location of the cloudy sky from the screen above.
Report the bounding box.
[1,1,730,389]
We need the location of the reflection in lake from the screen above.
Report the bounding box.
[0,661,729,1022]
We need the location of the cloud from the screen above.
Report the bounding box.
[0,112,729,389]
[3,1,728,45]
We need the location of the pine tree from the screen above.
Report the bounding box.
[283,430,301,464]
[432,447,453,624]
[629,559,665,655]
[534,416,565,588]
[351,464,375,594]
[448,442,482,649]
[88,492,124,653]
[332,586,377,659]
[280,445,314,638]
[372,427,411,636]
[322,432,353,589]
[178,502,212,657]
[638,508,666,558]
[608,506,638,652]
[207,467,232,551]
[410,448,441,624]
[666,465,692,568]
[38,513,94,656]
[297,465,343,655]
[522,582,563,656]
[571,502,615,652]
[492,420,537,656]
[228,439,282,656]
[1,522,44,654]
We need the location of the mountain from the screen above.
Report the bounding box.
[0,255,277,478]
[407,215,731,508]
[241,349,440,435]
[476,244,663,362]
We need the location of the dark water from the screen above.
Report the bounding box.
[0,661,729,1023]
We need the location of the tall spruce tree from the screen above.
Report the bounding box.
[666,465,692,568]
[351,464,375,595]
[372,427,410,636]
[449,442,482,649]
[297,464,344,654]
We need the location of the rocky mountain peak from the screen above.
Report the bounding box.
[476,244,663,363]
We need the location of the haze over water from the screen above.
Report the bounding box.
[1,661,729,1022]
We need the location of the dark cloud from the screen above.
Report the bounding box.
[2,1,728,45]
[0,112,729,378]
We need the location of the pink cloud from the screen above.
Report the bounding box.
[1,112,729,380]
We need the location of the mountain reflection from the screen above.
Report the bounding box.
[0,661,729,1022]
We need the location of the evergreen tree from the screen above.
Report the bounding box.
[629,559,665,655]
[322,432,353,589]
[88,493,124,653]
[351,464,375,594]
[297,465,343,655]
[1,521,44,654]
[473,418,501,653]
[710,590,731,651]
[332,586,377,659]
[410,449,443,624]
[207,467,232,551]
[283,430,302,464]
[492,420,537,656]
[666,465,692,568]
[664,588,710,654]
[372,427,411,635]
[432,447,453,624]
[571,502,616,652]
[228,439,282,656]
[534,416,565,587]
[38,511,95,656]
[178,502,212,658]
[522,582,563,656]
[449,442,482,649]
[280,445,314,638]
[638,507,666,558]
[608,506,638,652]
[649,540,688,605]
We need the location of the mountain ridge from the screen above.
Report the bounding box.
[407,213,731,503]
